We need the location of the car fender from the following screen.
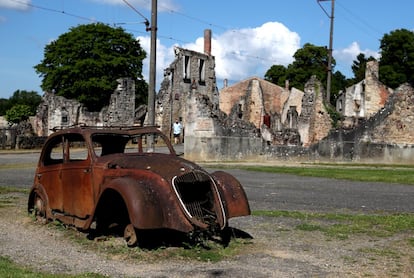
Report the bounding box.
[211,171,251,218]
[100,175,194,232]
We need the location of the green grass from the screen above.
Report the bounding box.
[0,186,28,194]
[66,227,252,263]
[0,186,28,208]
[0,256,106,278]
[253,210,414,239]
[214,164,414,185]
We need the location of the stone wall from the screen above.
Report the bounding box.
[336,60,392,128]
[34,78,136,136]
[155,36,217,140]
[314,83,414,163]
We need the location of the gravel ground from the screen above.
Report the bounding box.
[1,192,413,277]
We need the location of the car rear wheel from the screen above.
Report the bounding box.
[124,223,138,247]
[33,194,47,224]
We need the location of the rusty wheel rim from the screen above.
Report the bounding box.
[124,224,138,247]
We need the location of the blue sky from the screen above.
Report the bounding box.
[0,0,413,99]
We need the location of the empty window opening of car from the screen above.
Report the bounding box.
[92,132,172,157]
[44,134,88,165]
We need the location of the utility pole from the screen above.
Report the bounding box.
[147,0,157,126]
[317,0,335,103]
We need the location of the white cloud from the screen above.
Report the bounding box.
[333,42,380,77]
[334,42,380,75]
[137,35,175,87]
[181,21,300,82]
[0,0,31,10]
[138,21,300,89]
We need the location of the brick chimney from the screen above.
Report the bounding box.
[204,29,211,56]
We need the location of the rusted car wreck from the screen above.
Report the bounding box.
[28,126,250,246]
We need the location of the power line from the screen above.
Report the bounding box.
[8,0,287,66]
[336,0,383,40]
[9,0,96,22]
[121,0,149,29]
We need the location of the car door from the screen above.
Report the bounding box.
[60,134,94,220]
[37,135,65,213]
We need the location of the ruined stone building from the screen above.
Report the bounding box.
[155,29,218,140]
[155,29,332,160]
[336,60,393,128]
[34,78,140,136]
[15,28,413,162]
[219,76,332,147]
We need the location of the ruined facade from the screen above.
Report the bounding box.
[219,76,331,147]
[336,61,393,127]
[316,83,414,163]
[34,78,137,136]
[155,29,218,140]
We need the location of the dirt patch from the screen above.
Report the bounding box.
[1,192,413,277]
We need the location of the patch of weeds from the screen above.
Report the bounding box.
[0,255,107,278]
[296,222,323,232]
[164,238,251,262]
[253,210,414,240]
[0,195,18,208]
[408,237,414,247]
[51,222,253,264]
[0,186,29,194]
[342,255,358,264]
[0,186,29,208]
[359,247,401,259]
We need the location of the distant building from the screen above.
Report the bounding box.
[336,60,393,128]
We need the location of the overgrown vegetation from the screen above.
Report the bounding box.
[253,210,414,240]
[0,256,105,278]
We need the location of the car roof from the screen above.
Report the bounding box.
[49,125,162,138]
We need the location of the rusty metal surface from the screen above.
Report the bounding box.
[28,126,250,242]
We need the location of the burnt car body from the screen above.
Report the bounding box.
[28,126,250,246]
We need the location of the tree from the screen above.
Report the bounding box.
[5,104,32,125]
[285,43,332,91]
[8,90,41,114]
[379,28,414,88]
[35,23,147,111]
[0,98,10,116]
[264,65,287,87]
[264,43,351,105]
[0,90,41,116]
[351,53,376,83]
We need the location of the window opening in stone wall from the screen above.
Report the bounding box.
[198,59,205,85]
[61,107,69,126]
[183,55,191,83]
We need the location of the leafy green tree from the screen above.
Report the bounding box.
[285,43,332,91]
[0,90,41,116]
[264,65,287,87]
[8,90,41,115]
[0,98,10,115]
[5,104,32,125]
[351,53,376,83]
[35,23,147,111]
[264,43,352,105]
[379,28,414,88]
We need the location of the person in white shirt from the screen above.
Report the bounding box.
[172,119,182,144]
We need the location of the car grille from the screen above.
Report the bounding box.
[173,171,218,226]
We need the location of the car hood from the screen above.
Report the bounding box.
[103,153,205,179]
